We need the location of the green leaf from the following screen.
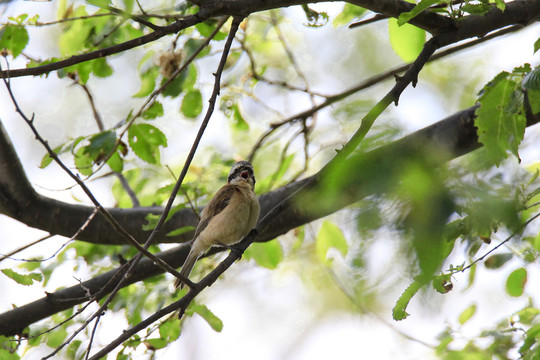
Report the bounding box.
[40,144,64,169]
[190,304,223,332]
[534,38,540,54]
[461,4,492,15]
[107,151,124,172]
[392,278,425,320]
[74,147,94,176]
[397,0,439,26]
[161,72,186,98]
[523,66,540,90]
[144,338,167,350]
[506,267,527,297]
[458,303,477,325]
[0,348,19,360]
[166,225,195,237]
[87,0,110,8]
[83,130,117,164]
[244,239,283,269]
[185,38,211,59]
[520,323,540,355]
[232,104,249,131]
[128,123,167,164]
[92,58,113,77]
[494,0,506,11]
[142,101,164,120]
[475,72,526,165]
[46,327,68,348]
[333,3,366,27]
[181,90,203,118]
[1,269,42,285]
[182,63,198,91]
[316,221,348,264]
[159,318,181,342]
[58,7,91,56]
[388,18,426,63]
[196,21,227,40]
[134,67,158,98]
[0,24,29,58]
[484,253,513,269]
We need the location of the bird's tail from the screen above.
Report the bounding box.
[174,248,200,289]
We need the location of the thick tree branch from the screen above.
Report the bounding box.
[2,104,539,336]
[1,0,539,79]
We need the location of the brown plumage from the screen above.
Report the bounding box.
[174,161,260,288]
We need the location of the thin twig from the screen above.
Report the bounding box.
[247,24,522,161]
[1,209,98,263]
[86,15,243,359]
[0,234,53,263]
[77,78,141,207]
[0,11,209,78]
[88,16,229,177]
[84,313,102,360]
[105,5,161,31]
[1,60,189,289]
[457,211,540,273]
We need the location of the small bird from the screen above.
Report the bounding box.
[174,161,260,288]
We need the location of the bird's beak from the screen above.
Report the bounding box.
[241,170,249,179]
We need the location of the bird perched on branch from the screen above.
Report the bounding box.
[174,161,260,288]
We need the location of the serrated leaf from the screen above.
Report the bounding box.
[388,18,425,63]
[316,221,348,264]
[128,123,167,164]
[244,239,283,269]
[1,269,42,285]
[475,73,526,165]
[458,303,477,325]
[142,101,164,120]
[392,278,425,320]
[190,304,223,332]
[397,0,439,26]
[0,24,29,58]
[181,90,203,119]
[506,267,527,297]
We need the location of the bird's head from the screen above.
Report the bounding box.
[228,160,256,189]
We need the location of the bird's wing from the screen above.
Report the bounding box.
[191,185,235,241]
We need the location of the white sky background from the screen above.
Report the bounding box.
[1,1,540,359]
